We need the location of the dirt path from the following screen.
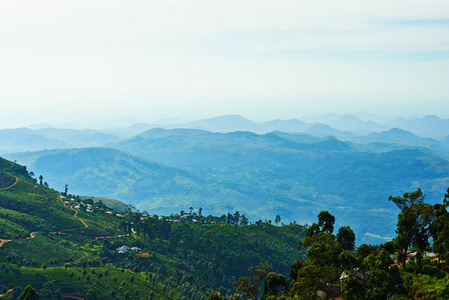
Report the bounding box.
[203,224,224,234]
[0,231,36,249]
[114,273,127,299]
[0,239,11,247]
[0,176,18,190]
[61,294,85,300]
[0,193,136,251]
[69,206,88,229]
[94,227,136,241]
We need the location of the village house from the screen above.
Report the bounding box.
[116,245,130,253]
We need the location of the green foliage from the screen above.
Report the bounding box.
[342,274,365,300]
[206,291,223,300]
[233,263,273,300]
[364,249,405,299]
[0,155,303,299]
[403,273,449,299]
[337,226,356,251]
[390,189,436,269]
[429,188,449,265]
[262,272,288,299]
[3,156,449,300]
[19,286,39,300]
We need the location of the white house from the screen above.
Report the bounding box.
[116,245,130,253]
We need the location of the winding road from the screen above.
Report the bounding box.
[1,186,136,251]
[0,176,18,190]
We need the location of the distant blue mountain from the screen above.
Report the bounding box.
[390,115,449,140]
[330,114,388,135]
[354,128,448,154]
[0,128,68,153]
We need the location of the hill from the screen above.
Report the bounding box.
[3,147,204,203]
[0,128,68,154]
[0,156,83,238]
[35,128,122,147]
[390,115,449,140]
[0,156,305,299]
[351,128,449,155]
[330,114,388,135]
[6,129,449,244]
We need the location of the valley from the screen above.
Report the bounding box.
[4,117,449,244]
[1,114,449,299]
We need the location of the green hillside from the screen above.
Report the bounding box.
[2,156,449,300]
[0,156,304,299]
[0,157,84,239]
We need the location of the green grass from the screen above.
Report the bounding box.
[0,156,305,300]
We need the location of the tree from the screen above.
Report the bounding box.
[39,175,43,186]
[337,226,356,251]
[341,274,365,300]
[199,207,203,217]
[364,249,405,299]
[389,189,435,270]
[240,214,249,225]
[262,272,288,299]
[19,285,39,300]
[233,263,273,300]
[227,213,233,224]
[275,215,281,225]
[23,259,29,275]
[129,275,135,291]
[318,210,335,234]
[429,188,449,264]
[305,211,335,238]
[289,264,334,300]
[234,211,240,224]
[290,258,305,282]
[42,264,47,275]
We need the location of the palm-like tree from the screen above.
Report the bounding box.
[23,259,28,275]
[129,275,135,291]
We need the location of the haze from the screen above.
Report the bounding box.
[1,0,449,129]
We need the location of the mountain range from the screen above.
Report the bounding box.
[5,124,449,244]
[2,114,449,153]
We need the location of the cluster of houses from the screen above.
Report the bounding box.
[339,250,438,284]
[72,203,93,212]
[106,211,124,217]
[390,251,437,263]
[165,215,199,224]
[116,245,142,254]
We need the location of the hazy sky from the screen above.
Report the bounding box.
[1,0,449,128]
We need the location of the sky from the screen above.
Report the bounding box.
[1,0,449,128]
